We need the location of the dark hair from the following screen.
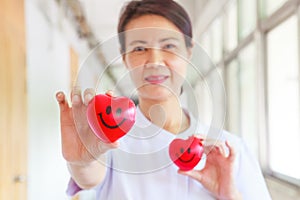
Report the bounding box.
[118,0,193,53]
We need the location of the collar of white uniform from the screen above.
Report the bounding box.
[132,106,199,140]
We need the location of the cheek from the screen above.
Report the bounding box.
[125,54,146,69]
[128,66,144,88]
[167,58,187,79]
[164,51,188,74]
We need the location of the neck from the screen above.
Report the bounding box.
[138,96,190,134]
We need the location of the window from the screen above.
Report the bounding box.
[194,80,213,127]
[211,17,223,63]
[239,43,258,157]
[225,43,258,156]
[224,0,238,52]
[200,31,212,60]
[262,0,288,17]
[226,59,240,135]
[238,0,256,40]
[266,15,300,180]
[197,0,300,188]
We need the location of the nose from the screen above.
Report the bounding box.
[146,48,164,66]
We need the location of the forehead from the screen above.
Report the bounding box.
[125,15,180,31]
[124,15,185,43]
[124,28,184,44]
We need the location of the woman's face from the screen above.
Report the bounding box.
[123,15,192,101]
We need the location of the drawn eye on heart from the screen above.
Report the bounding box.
[98,105,127,129]
[176,147,196,163]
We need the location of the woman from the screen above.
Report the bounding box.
[56,0,271,199]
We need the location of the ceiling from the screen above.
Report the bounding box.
[78,0,202,41]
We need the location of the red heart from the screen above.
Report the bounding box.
[86,93,136,143]
[169,136,204,171]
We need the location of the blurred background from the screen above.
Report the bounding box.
[0,0,300,199]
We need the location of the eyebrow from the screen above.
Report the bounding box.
[128,37,180,46]
[159,37,180,43]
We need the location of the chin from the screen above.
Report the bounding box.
[138,85,179,101]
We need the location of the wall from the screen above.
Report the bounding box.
[26,1,70,199]
[0,0,27,198]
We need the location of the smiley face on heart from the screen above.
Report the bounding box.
[86,93,136,143]
[169,136,204,171]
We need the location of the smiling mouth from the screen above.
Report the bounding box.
[99,113,126,129]
[178,154,196,163]
[145,75,169,84]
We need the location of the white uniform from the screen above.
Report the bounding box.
[68,107,272,200]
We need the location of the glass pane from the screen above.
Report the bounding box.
[239,43,258,157]
[211,17,223,63]
[194,80,213,127]
[265,0,287,17]
[226,59,240,135]
[224,0,238,52]
[200,31,212,60]
[238,0,256,39]
[267,15,300,179]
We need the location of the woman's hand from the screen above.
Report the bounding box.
[178,140,242,200]
[56,88,118,166]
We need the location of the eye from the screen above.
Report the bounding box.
[187,148,191,154]
[180,148,184,154]
[163,44,176,50]
[106,106,112,115]
[133,46,147,52]
[116,108,122,116]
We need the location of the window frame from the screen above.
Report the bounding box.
[263,4,300,186]
[196,0,300,187]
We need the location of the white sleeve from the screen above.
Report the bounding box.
[235,140,272,200]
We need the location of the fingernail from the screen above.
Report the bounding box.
[106,90,113,97]
[85,93,93,105]
[56,92,62,99]
[72,94,81,104]
[86,93,93,102]
[226,140,231,146]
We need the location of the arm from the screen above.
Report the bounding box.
[67,159,106,189]
[56,88,118,191]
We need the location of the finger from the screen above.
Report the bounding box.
[56,91,69,112]
[71,87,83,107]
[193,134,205,141]
[71,87,88,132]
[216,143,227,157]
[204,144,220,155]
[203,145,214,155]
[90,140,120,157]
[83,88,95,106]
[105,90,114,97]
[178,170,202,182]
[204,145,224,161]
[100,141,120,151]
[203,140,226,154]
[226,140,236,161]
[203,139,223,146]
[109,141,120,149]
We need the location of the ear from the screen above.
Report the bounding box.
[187,42,194,60]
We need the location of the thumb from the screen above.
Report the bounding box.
[105,90,115,97]
[178,169,203,182]
[56,91,69,113]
